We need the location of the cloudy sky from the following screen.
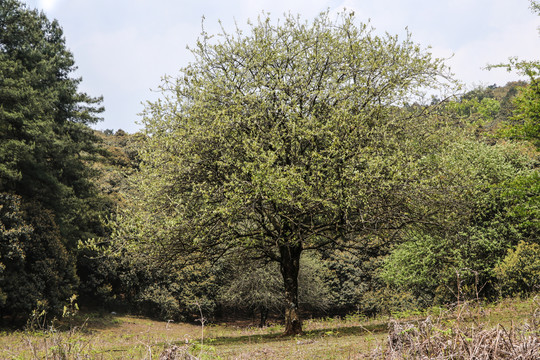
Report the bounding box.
[25,0,540,133]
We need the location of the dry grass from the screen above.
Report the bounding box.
[1,296,538,359]
[364,297,540,360]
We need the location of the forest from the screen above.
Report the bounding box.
[0,0,539,357]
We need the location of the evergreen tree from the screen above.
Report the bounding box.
[0,0,103,322]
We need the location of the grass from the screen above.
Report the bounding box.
[0,296,538,359]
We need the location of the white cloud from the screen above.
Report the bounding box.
[39,0,61,12]
[239,0,330,18]
[446,17,540,87]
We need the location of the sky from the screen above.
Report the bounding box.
[25,0,540,133]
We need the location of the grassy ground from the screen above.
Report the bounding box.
[0,296,538,359]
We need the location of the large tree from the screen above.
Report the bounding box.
[0,0,104,321]
[0,0,104,243]
[121,12,456,335]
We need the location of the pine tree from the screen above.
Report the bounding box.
[0,0,103,322]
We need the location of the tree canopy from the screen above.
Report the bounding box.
[117,11,461,335]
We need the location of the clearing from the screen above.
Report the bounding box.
[1,296,538,359]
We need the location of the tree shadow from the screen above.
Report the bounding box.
[206,322,388,346]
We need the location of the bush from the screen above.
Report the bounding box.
[495,241,540,296]
[0,194,78,325]
[136,285,181,321]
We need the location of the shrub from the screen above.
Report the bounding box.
[495,241,540,296]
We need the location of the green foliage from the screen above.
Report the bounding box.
[77,242,226,321]
[0,0,103,323]
[443,83,527,141]
[75,130,147,310]
[297,254,335,312]
[219,253,334,319]
[0,193,78,324]
[504,79,540,148]
[321,244,392,315]
[0,0,105,247]
[382,233,449,303]
[0,193,30,310]
[390,18,540,304]
[91,130,143,199]
[449,95,501,125]
[136,284,182,321]
[322,237,421,316]
[219,260,284,318]
[381,139,536,304]
[500,170,539,240]
[495,241,540,296]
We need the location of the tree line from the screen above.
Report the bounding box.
[1,0,538,335]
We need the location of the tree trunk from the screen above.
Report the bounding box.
[259,305,268,328]
[279,243,303,335]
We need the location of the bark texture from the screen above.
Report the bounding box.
[279,243,303,335]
